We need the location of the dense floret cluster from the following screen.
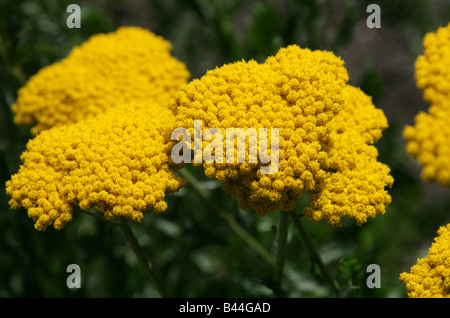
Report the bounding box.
[400,224,450,298]
[6,102,184,230]
[12,26,190,134]
[304,85,393,225]
[404,22,450,187]
[172,45,393,225]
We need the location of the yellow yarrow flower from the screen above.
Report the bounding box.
[400,224,450,298]
[404,22,450,187]
[172,45,393,225]
[6,102,184,231]
[11,26,190,135]
[304,85,393,225]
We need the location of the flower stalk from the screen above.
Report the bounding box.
[274,211,289,287]
[290,213,341,297]
[80,208,168,297]
[118,217,169,298]
[178,167,276,267]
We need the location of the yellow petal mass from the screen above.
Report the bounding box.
[6,102,185,230]
[404,22,450,187]
[172,45,393,225]
[400,224,450,298]
[304,85,393,225]
[11,26,190,134]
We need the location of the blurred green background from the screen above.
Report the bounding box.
[1,0,450,298]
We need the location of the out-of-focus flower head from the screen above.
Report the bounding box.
[400,223,450,298]
[11,26,190,134]
[6,102,184,231]
[172,45,393,226]
[404,22,450,187]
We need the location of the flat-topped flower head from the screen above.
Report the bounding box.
[404,22,450,187]
[11,26,190,135]
[400,223,450,298]
[172,45,393,225]
[6,102,184,231]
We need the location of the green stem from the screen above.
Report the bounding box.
[178,167,276,267]
[290,213,341,297]
[274,211,290,287]
[80,209,168,297]
[118,217,169,298]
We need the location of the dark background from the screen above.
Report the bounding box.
[1,0,450,297]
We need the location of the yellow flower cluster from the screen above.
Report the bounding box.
[172,45,393,225]
[6,102,184,231]
[304,85,393,225]
[400,224,450,298]
[11,26,190,134]
[403,22,450,187]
